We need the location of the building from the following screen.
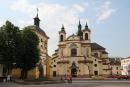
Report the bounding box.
[12,10,49,79]
[121,57,130,75]
[109,58,121,75]
[51,21,111,78]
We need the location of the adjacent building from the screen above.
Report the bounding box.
[51,21,111,78]
[121,57,130,75]
[109,58,122,75]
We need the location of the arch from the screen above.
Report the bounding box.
[70,62,77,77]
[60,35,63,41]
[85,33,88,40]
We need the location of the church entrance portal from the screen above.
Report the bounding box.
[71,68,77,77]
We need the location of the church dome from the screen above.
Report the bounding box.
[27,25,49,39]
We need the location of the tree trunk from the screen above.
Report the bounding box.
[7,68,12,75]
[20,69,28,80]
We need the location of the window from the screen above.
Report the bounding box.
[41,45,43,47]
[117,72,118,75]
[94,71,98,75]
[95,59,96,61]
[60,35,63,41]
[116,67,118,70]
[71,48,77,56]
[41,39,43,42]
[53,65,56,67]
[53,71,56,77]
[94,64,97,67]
[85,33,88,40]
[67,70,69,72]
[94,53,98,57]
[70,44,77,56]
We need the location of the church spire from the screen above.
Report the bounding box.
[36,8,39,18]
[34,8,40,27]
[78,20,82,30]
[77,20,83,39]
[83,20,91,32]
[60,24,66,33]
[85,21,88,29]
[61,24,65,31]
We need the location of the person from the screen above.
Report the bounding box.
[69,75,72,83]
[7,75,11,82]
[61,75,63,80]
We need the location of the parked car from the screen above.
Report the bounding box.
[117,75,129,80]
[107,75,119,78]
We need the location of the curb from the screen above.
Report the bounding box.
[13,79,65,85]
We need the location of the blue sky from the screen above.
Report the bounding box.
[0,0,130,57]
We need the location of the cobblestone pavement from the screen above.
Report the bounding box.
[0,80,130,87]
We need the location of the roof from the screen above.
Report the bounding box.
[67,34,80,41]
[27,25,49,39]
[102,51,108,54]
[91,43,105,50]
[82,28,91,32]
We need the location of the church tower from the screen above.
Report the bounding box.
[34,8,40,27]
[83,21,91,42]
[59,24,66,42]
[77,20,83,39]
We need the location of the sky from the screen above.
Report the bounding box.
[0,0,130,58]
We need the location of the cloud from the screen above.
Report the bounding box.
[96,1,116,23]
[10,0,88,55]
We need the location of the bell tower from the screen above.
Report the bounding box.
[59,24,66,42]
[77,20,83,39]
[83,21,91,42]
[34,8,40,27]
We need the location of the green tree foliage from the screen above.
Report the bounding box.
[0,21,21,74]
[19,28,40,79]
[0,21,40,79]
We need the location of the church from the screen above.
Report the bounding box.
[51,21,111,77]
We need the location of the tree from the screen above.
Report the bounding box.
[0,21,40,79]
[0,21,21,74]
[18,28,40,79]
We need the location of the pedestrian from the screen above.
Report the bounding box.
[61,75,63,80]
[69,75,72,83]
[7,75,11,82]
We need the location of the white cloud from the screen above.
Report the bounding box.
[96,1,115,23]
[10,0,88,55]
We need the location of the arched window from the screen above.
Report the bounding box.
[60,35,63,41]
[71,48,77,56]
[70,44,77,56]
[85,33,88,40]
